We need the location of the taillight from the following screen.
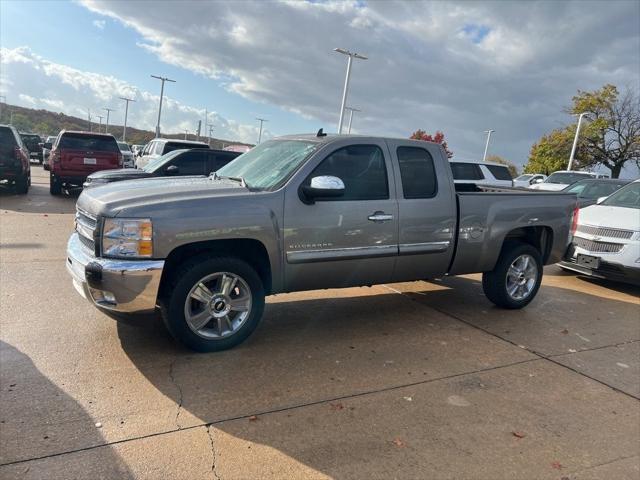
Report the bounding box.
[570,205,580,236]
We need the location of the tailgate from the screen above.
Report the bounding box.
[61,149,120,172]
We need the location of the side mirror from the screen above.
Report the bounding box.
[300,175,345,204]
[531,177,544,184]
[596,196,607,204]
[165,165,179,175]
[43,142,52,150]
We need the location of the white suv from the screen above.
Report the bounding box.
[449,159,513,188]
[136,138,210,169]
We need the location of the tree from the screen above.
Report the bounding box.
[410,129,453,158]
[485,155,519,177]
[524,85,640,178]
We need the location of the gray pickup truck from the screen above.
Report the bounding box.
[67,133,577,351]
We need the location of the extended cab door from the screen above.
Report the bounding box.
[386,140,457,281]
[283,138,398,292]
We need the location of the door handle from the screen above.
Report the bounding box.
[368,211,394,222]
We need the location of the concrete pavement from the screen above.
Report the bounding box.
[1,166,639,479]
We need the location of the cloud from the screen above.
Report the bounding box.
[78,0,639,170]
[0,47,267,143]
[92,19,106,30]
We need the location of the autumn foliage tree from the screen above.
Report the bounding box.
[410,130,453,158]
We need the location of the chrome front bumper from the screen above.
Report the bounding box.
[66,233,165,313]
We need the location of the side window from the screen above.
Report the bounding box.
[154,142,165,155]
[308,145,388,201]
[486,165,513,181]
[397,147,437,199]
[143,142,154,155]
[171,151,206,175]
[208,153,235,173]
[450,162,484,180]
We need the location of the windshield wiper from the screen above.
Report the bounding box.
[212,172,248,188]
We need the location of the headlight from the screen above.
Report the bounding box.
[102,218,153,258]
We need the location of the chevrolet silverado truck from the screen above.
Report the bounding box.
[67,133,577,352]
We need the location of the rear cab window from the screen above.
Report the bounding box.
[450,162,484,180]
[58,133,119,152]
[397,146,437,198]
[164,142,208,154]
[485,165,513,181]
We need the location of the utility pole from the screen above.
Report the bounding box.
[183,129,190,140]
[482,129,495,162]
[568,113,588,171]
[119,97,135,142]
[0,95,5,121]
[97,115,104,132]
[151,75,176,138]
[208,125,214,147]
[87,109,92,132]
[103,107,115,134]
[344,106,361,134]
[256,117,267,144]
[334,48,368,134]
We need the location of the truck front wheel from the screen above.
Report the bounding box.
[49,173,62,195]
[161,256,265,352]
[482,242,542,309]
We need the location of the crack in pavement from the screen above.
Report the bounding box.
[168,359,184,429]
[206,425,221,480]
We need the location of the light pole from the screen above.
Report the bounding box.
[344,107,361,134]
[103,107,115,134]
[87,109,92,132]
[334,48,368,134]
[0,95,5,121]
[208,125,214,146]
[256,117,267,144]
[97,115,104,132]
[482,129,495,162]
[151,75,176,138]
[119,97,135,142]
[568,112,588,171]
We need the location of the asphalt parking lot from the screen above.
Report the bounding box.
[1,166,639,479]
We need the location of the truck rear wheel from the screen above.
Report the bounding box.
[15,173,29,194]
[161,255,265,352]
[50,173,62,195]
[482,242,542,309]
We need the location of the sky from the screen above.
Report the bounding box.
[0,0,639,173]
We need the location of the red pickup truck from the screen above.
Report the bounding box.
[47,131,122,195]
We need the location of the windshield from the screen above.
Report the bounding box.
[142,149,186,172]
[215,139,318,190]
[564,181,588,194]
[601,182,640,209]
[117,142,131,152]
[515,174,532,181]
[545,172,593,184]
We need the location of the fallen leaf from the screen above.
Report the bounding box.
[403,396,413,402]
[330,402,344,411]
[248,415,259,422]
[511,431,526,439]
[551,461,563,470]
[392,437,405,448]
[560,329,569,334]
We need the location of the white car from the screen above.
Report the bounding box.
[513,173,546,188]
[559,180,640,285]
[449,159,513,188]
[528,170,595,191]
[136,138,209,169]
[117,141,135,168]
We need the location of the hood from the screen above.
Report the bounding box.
[529,183,567,191]
[578,204,640,232]
[77,175,249,217]
[87,168,152,180]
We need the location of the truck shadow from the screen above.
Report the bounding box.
[113,276,639,478]
[0,341,133,478]
[0,181,78,215]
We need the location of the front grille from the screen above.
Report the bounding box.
[75,207,98,254]
[576,224,634,240]
[573,236,623,253]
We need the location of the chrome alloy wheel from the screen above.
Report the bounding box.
[505,254,538,301]
[184,272,252,339]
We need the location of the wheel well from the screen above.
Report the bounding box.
[502,226,553,263]
[159,239,272,297]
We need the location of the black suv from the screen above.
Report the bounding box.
[0,125,31,194]
[20,132,43,164]
[84,148,241,188]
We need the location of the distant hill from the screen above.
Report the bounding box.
[0,103,253,150]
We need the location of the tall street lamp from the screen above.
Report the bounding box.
[482,129,495,162]
[151,75,176,138]
[256,117,267,144]
[119,97,136,142]
[344,106,361,134]
[103,107,115,134]
[334,48,367,134]
[97,115,104,132]
[568,112,588,171]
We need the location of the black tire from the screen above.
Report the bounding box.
[50,173,62,195]
[161,255,265,352]
[15,173,29,194]
[482,242,543,309]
